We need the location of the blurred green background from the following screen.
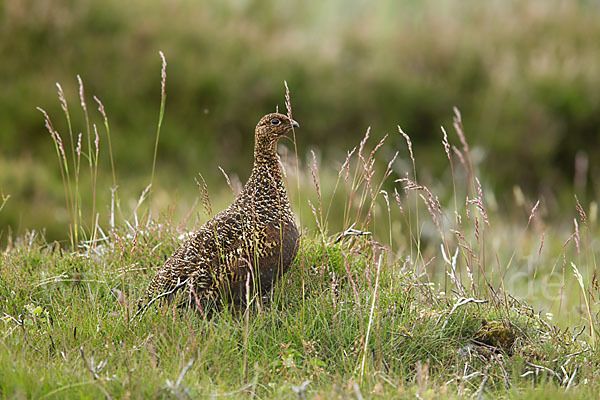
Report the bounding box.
[1,0,599,243]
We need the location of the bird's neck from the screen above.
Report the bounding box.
[236,144,286,203]
[250,145,283,182]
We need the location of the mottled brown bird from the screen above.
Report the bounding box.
[144,112,300,311]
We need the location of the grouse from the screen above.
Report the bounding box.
[144,112,300,311]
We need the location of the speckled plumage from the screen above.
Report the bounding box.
[144,113,300,310]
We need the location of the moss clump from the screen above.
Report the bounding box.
[474,319,517,355]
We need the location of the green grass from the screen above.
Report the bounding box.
[1,228,598,398]
[2,126,600,400]
[2,40,600,398]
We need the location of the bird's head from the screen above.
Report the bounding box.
[254,113,299,151]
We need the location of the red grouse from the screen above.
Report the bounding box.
[144,113,300,311]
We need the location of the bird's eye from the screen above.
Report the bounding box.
[270,118,280,126]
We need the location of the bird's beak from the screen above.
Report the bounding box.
[292,120,299,128]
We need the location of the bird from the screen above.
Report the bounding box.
[142,112,300,313]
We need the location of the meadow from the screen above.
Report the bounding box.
[2,0,600,398]
[1,59,600,397]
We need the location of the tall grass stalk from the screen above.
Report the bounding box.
[56,83,81,246]
[91,125,100,242]
[284,80,306,334]
[308,150,325,243]
[93,95,122,230]
[571,262,596,349]
[93,97,117,192]
[40,76,126,248]
[150,51,167,195]
[398,126,423,272]
[340,130,363,234]
[40,80,117,248]
[38,107,75,248]
[360,254,382,382]
[77,75,100,244]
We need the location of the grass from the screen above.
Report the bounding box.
[1,225,598,398]
[2,55,600,398]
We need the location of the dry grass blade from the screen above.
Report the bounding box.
[441,126,451,160]
[574,195,588,228]
[571,263,595,348]
[528,200,540,224]
[339,147,357,183]
[452,107,474,189]
[150,50,168,193]
[195,174,213,216]
[284,80,293,122]
[93,96,107,121]
[309,150,322,207]
[398,126,414,167]
[94,95,117,191]
[135,184,152,212]
[159,50,167,98]
[218,166,236,196]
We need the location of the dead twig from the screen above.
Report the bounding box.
[164,358,195,398]
[440,297,488,330]
[472,367,489,400]
[133,277,191,321]
[334,222,371,244]
[291,380,311,399]
[79,346,107,380]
